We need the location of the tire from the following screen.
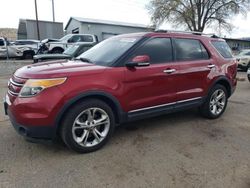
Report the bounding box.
[51,48,64,54]
[23,51,35,59]
[200,84,228,119]
[60,99,115,153]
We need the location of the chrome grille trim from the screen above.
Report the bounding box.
[8,90,19,96]
[10,78,24,87]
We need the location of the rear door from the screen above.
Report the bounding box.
[173,38,214,101]
[123,37,178,112]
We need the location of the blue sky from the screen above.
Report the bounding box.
[0,0,249,38]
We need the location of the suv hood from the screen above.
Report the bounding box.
[14,60,107,79]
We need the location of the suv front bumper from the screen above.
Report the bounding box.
[5,102,56,140]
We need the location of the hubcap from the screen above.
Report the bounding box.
[209,89,226,116]
[72,108,110,147]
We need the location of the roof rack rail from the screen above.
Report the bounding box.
[155,29,218,37]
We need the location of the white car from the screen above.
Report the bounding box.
[235,49,250,71]
[42,34,98,54]
[0,38,40,59]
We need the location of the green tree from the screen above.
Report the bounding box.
[148,0,250,32]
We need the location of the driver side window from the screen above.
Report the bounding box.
[129,38,173,64]
[69,35,81,43]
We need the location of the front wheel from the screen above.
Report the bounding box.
[60,99,115,153]
[200,85,228,119]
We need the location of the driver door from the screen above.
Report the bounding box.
[123,37,179,113]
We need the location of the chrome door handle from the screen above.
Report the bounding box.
[207,64,215,69]
[163,69,176,74]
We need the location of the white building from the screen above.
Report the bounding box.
[65,17,154,41]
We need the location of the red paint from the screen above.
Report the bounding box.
[6,32,237,131]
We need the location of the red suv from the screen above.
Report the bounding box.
[4,31,237,153]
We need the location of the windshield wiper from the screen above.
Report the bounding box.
[78,57,94,64]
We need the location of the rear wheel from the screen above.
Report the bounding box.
[200,85,228,119]
[60,99,115,153]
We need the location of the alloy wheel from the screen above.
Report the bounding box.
[72,108,110,147]
[209,89,226,116]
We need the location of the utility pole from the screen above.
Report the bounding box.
[52,0,55,22]
[34,0,40,40]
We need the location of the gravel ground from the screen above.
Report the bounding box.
[0,62,250,188]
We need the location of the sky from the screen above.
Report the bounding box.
[0,0,249,38]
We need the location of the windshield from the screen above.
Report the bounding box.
[64,44,79,55]
[239,50,250,56]
[59,35,72,42]
[77,36,141,66]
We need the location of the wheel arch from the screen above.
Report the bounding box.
[51,47,64,53]
[210,76,232,98]
[55,91,126,134]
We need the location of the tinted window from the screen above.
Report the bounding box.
[175,39,209,61]
[131,38,173,64]
[212,41,233,58]
[70,35,82,43]
[0,39,4,46]
[80,35,94,42]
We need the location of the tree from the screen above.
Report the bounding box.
[148,0,250,32]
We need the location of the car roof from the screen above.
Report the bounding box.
[115,32,224,42]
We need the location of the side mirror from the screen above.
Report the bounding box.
[125,55,150,68]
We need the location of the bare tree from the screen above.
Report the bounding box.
[148,0,250,32]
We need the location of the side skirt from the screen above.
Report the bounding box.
[126,97,205,122]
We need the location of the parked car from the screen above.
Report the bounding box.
[33,43,94,63]
[38,34,98,54]
[0,37,39,59]
[247,68,250,82]
[234,49,250,71]
[4,31,237,153]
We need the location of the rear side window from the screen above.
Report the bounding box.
[174,38,209,61]
[131,38,173,64]
[211,41,233,58]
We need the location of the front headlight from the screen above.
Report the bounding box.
[19,78,66,97]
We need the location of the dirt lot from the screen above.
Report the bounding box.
[0,61,250,188]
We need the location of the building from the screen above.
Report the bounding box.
[17,19,64,40]
[224,38,250,51]
[65,17,154,41]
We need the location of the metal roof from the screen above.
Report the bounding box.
[65,17,152,30]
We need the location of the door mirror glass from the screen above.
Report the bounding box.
[126,55,150,67]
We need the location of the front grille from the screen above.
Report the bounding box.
[8,75,27,96]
